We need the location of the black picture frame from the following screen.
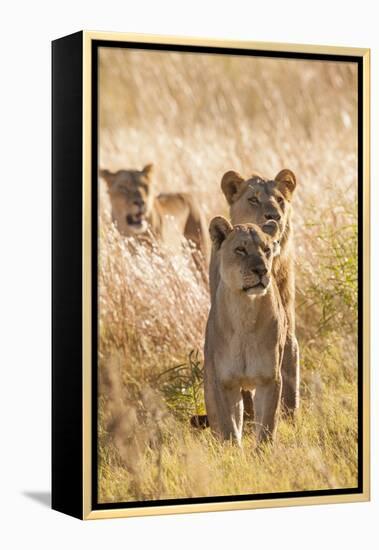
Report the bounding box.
[52,31,370,520]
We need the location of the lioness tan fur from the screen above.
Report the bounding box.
[100,164,210,263]
[204,217,286,445]
[209,169,299,415]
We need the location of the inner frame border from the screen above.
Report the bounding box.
[82,31,370,520]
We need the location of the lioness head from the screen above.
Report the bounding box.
[100,164,154,235]
[221,169,296,246]
[210,216,280,297]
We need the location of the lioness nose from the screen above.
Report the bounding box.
[252,266,268,277]
[265,212,280,221]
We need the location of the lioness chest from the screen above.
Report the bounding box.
[210,296,281,390]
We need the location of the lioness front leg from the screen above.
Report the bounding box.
[281,333,299,416]
[205,374,244,445]
[219,384,244,445]
[253,376,282,445]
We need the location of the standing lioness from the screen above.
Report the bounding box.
[204,217,287,446]
[212,169,299,415]
[101,164,210,263]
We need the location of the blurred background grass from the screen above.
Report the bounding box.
[98,47,358,503]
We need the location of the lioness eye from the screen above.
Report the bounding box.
[264,247,271,257]
[235,247,247,256]
[277,196,284,206]
[248,197,259,205]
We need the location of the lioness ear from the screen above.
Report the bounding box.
[262,220,279,239]
[221,171,246,205]
[209,216,233,250]
[142,163,154,180]
[100,169,117,189]
[275,169,296,198]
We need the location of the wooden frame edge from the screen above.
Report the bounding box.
[81,31,370,520]
[362,48,370,502]
[82,30,369,57]
[83,492,369,520]
[83,30,92,520]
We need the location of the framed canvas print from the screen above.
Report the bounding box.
[52,31,370,520]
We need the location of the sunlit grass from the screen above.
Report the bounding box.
[97,48,358,503]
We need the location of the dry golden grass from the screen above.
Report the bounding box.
[97,48,358,503]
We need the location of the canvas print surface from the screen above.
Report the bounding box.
[97,46,359,504]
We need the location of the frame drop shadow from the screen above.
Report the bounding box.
[23,491,51,508]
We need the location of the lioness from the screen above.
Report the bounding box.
[204,217,286,445]
[100,164,210,263]
[211,169,299,415]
